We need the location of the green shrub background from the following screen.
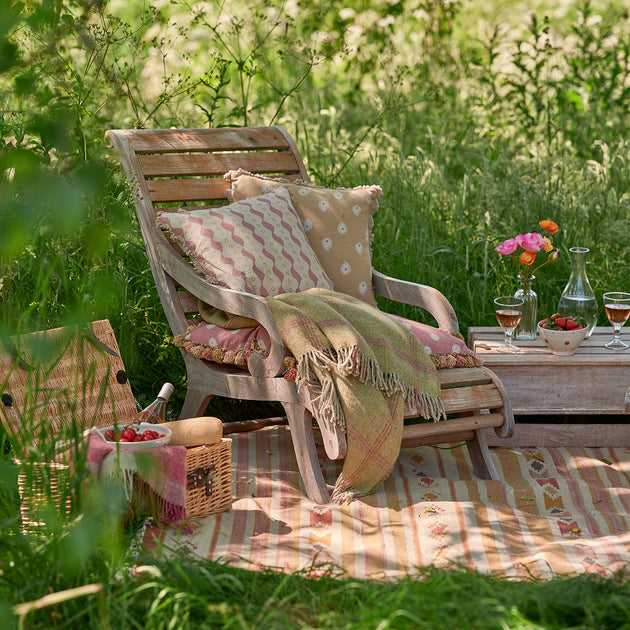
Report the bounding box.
[2,0,629,415]
[1,3,630,628]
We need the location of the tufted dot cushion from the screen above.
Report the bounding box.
[156,187,332,297]
[387,314,483,369]
[225,170,382,306]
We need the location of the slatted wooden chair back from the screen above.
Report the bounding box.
[105,127,309,372]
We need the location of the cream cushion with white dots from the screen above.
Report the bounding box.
[225,170,382,306]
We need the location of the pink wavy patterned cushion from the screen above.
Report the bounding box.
[156,187,332,297]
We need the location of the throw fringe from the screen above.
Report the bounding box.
[159,499,187,525]
[99,451,137,502]
[295,345,446,431]
[330,473,367,504]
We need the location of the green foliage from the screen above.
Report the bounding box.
[1,1,630,625]
[1,529,629,629]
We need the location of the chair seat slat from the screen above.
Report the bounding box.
[440,383,505,414]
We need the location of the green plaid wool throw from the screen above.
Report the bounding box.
[267,288,445,503]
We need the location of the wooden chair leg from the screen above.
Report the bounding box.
[179,388,214,419]
[467,429,499,480]
[313,413,347,460]
[282,402,331,504]
[480,366,515,439]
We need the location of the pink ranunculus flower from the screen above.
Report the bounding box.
[517,232,546,253]
[496,238,519,255]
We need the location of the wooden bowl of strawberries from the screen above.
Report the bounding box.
[537,314,588,355]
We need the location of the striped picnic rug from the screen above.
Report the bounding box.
[141,426,630,580]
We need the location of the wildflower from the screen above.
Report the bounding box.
[496,238,519,255]
[496,220,560,280]
[517,232,546,253]
[519,251,536,265]
[539,220,559,235]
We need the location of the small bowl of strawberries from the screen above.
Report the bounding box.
[98,422,172,451]
[537,313,588,355]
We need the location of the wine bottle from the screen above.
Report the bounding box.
[137,382,174,424]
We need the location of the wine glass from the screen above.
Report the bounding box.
[603,292,630,350]
[494,296,524,353]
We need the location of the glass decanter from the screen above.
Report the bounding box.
[557,247,598,338]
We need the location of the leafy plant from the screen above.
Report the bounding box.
[2,1,630,627]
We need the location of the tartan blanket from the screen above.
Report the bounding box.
[266,288,445,503]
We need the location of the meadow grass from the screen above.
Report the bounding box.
[1,0,629,627]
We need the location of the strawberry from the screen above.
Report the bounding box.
[554,317,566,329]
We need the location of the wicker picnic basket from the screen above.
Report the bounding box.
[183,439,233,517]
[0,320,232,530]
[138,438,233,520]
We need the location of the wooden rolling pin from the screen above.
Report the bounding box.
[156,416,223,447]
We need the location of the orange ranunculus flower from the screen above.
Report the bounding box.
[539,220,559,235]
[543,237,553,252]
[519,251,536,265]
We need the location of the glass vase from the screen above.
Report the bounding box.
[557,246,598,338]
[514,274,538,340]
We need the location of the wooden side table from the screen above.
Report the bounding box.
[468,326,630,447]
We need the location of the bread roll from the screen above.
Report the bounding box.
[157,416,223,447]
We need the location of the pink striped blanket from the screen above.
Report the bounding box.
[141,426,630,580]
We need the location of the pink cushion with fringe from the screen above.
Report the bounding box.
[388,314,482,369]
[174,322,271,370]
[175,315,480,372]
[156,187,332,297]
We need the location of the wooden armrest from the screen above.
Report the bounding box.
[155,237,288,378]
[372,269,459,334]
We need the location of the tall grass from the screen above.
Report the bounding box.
[2,0,629,403]
[1,1,630,627]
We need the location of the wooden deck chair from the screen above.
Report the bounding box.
[105,126,514,504]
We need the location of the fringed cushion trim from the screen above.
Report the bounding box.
[281,349,480,378]
[430,352,483,369]
[154,221,228,289]
[223,169,307,202]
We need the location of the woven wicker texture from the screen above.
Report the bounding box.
[137,438,233,520]
[2,319,137,531]
[185,439,232,518]
[7,320,233,530]
[1,319,137,454]
[17,461,76,532]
